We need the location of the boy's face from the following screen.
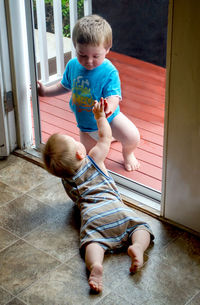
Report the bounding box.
[76,43,109,70]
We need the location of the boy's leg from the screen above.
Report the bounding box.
[79,130,97,153]
[110,113,140,171]
[128,229,151,273]
[85,242,105,292]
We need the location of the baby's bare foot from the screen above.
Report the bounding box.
[128,243,144,273]
[89,263,103,293]
[123,152,140,171]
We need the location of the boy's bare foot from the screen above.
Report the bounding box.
[128,243,144,273]
[123,152,140,171]
[88,263,103,293]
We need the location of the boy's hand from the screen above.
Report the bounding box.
[104,100,112,118]
[104,96,120,118]
[92,98,107,120]
[37,81,46,96]
[36,81,68,97]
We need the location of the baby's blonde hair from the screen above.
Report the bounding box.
[42,134,80,178]
[72,14,112,49]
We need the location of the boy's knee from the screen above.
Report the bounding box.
[123,129,140,146]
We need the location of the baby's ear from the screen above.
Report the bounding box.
[76,150,85,160]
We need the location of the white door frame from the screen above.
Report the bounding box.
[0,51,10,157]
[2,0,199,233]
[24,0,42,149]
[4,0,33,150]
[0,0,17,156]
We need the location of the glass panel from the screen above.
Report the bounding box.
[30,0,169,204]
[92,1,169,196]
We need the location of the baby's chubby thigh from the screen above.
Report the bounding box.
[110,112,140,147]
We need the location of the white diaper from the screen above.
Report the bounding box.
[86,131,99,141]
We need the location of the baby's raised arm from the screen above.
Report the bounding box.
[88,98,112,168]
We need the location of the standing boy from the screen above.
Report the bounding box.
[38,14,140,171]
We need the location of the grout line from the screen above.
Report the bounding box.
[184,290,200,305]
[20,236,63,264]
[4,295,28,305]
[12,262,65,301]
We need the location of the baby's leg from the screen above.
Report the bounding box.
[110,113,140,171]
[128,230,151,273]
[79,130,97,153]
[85,242,105,292]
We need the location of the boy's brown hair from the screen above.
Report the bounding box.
[72,14,112,49]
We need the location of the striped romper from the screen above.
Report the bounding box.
[62,155,154,252]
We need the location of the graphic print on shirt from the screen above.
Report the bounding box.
[72,76,94,112]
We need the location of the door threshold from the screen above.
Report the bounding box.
[13,148,43,168]
[119,185,160,216]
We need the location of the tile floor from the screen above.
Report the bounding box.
[0,154,199,305]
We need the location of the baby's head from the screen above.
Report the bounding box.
[42,134,86,178]
[72,14,112,50]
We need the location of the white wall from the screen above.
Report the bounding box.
[163,0,200,233]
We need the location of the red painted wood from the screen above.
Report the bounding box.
[32,52,166,192]
[105,159,162,191]
[107,51,166,75]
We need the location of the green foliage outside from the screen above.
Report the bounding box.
[33,0,84,38]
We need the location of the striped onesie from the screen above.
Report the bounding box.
[62,155,154,252]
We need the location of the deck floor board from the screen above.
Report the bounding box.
[33,51,166,192]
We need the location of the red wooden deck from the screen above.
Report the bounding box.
[35,51,166,192]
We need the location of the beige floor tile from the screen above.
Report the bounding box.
[62,254,87,279]
[133,210,183,255]
[19,263,110,305]
[187,292,200,305]
[24,214,80,263]
[6,298,27,305]
[27,177,73,216]
[0,158,51,193]
[103,251,133,290]
[0,194,56,237]
[0,155,18,170]
[95,292,133,305]
[0,240,60,295]
[0,286,14,305]
[138,298,166,305]
[151,232,200,299]
[0,182,23,207]
[27,177,68,205]
[113,257,198,305]
[0,227,19,251]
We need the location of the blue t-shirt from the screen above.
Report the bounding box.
[61,58,122,132]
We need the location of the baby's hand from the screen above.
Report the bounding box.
[92,98,107,119]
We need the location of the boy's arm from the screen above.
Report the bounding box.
[105,96,120,118]
[37,81,70,97]
[89,99,112,167]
